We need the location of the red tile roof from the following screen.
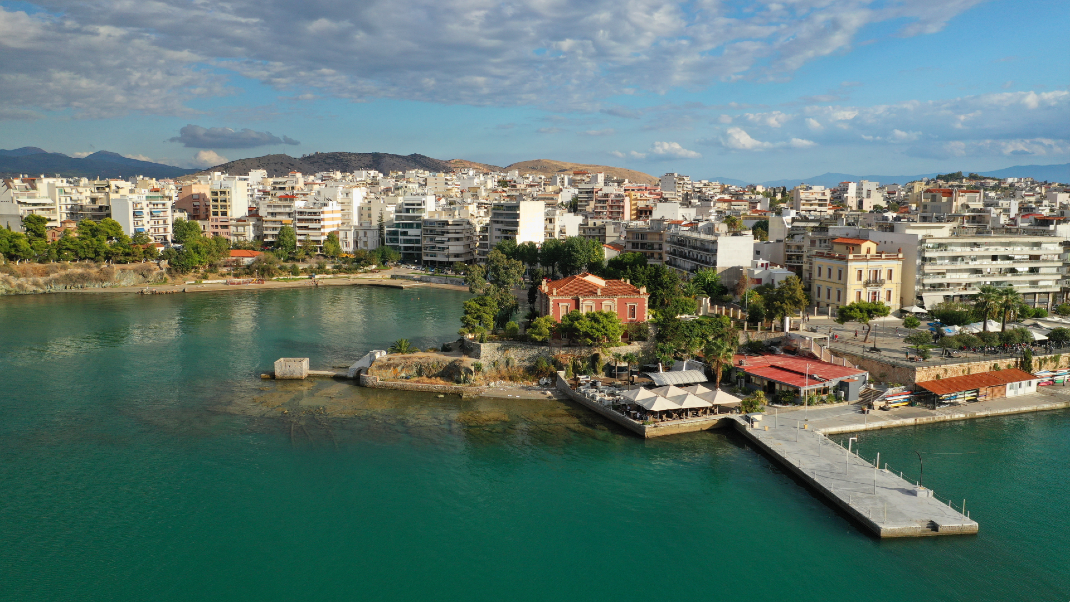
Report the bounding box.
[543,273,645,297]
[734,354,867,388]
[916,368,1035,395]
[229,250,263,258]
[831,237,871,245]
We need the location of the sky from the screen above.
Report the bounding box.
[0,0,1067,182]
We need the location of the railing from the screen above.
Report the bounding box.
[864,279,886,288]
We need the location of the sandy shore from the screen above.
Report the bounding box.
[61,273,470,295]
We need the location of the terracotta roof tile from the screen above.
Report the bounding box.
[915,368,1035,396]
[543,272,644,297]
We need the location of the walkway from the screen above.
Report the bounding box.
[736,417,978,537]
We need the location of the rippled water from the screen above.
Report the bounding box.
[1,287,1067,601]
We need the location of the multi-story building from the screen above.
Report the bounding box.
[386,195,436,262]
[623,222,668,265]
[592,189,630,221]
[917,234,1064,309]
[544,207,583,240]
[791,185,832,216]
[810,238,903,311]
[537,273,649,324]
[0,177,61,227]
[208,179,249,239]
[488,200,544,249]
[110,193,172,243]
[665,225,754,278]
[261,195,296,243]
[578,219,623,244]
[143,191,174,243]
[175,182,211,221]
[294,200,342,250]
[660,173,691,202]
[421,217,477,268]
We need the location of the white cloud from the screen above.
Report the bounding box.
[0,0,988,117]
[581,129,615,136]
[721,128,773,150]
[123,154,156,162]
[717,114,733,124]
[789,138,817,148]
[650,141,701,159]
[536,127,563,134]
[70,151,92,158]
[806,118,823,131]
[609,150,648,159]
[192,150,228,168]
[745,111,791,128]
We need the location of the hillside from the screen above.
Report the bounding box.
[448,158,504,173]
[195,152,454,178]
[504,159,659,185]
[0,148,195,179]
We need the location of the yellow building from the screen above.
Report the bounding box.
[810,238,903,311]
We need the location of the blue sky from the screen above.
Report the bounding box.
[0,0,1066,182]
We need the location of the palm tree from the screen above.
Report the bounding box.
[389,338,413,354]
[974,285,1001,332]
[623,352,640,385]
[703,336,738,389]
[611,352,625,382]
[997,287,1023,332]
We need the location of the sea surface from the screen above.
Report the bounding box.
[1,286,1067,602]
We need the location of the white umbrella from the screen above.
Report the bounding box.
[672,393,713,409]
[1026,328,1048,341]
[901,305,927,314]
[620,387,658,402]
[636,395,681,412]
[649,385,689,399]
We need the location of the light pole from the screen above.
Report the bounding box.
[915,450,924,489]
[846,436,857,475]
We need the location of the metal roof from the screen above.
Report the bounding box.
[916,369,1036,396]
[645,370,708,386]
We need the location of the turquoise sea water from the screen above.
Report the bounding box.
[1,287,1067,602]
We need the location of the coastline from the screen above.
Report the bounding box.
[49,274,471,295]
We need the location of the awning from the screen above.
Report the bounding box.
[636,395,681,412]
[682,384,743,406]
[646,370,707,387]
[620,387,658,402]
[901,305,927,314]
[921,293,946,308]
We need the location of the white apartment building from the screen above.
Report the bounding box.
[545,207,583,240]
[422,217,477,267]
[791,185,832,216]
[0,177,61,227]
[111,192,173,243]
[488,200,545,249]
[665,224,755,278]
[261,195,296,243]
[208,179,248,239]
[294,200,342,250]
[386,195,436,262]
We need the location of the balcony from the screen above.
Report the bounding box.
[863,279,886,288]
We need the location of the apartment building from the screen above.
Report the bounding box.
[810,238,903,311]
[544,207,583,240]
[386,195,436,262]
[294,200,342,250]
[665,225,754,277]
[578,219,623,244]
[261,195,296,243]
[591,189,630,221]
[917,234,1064,309]
[488,200,544,249]
[623,222,668,265]
[660,173,691,202]
[421,217,477,268]
[208,179,248,239]
[175,182,211,221]
[791,185,832,216]
[111,193,173,243]
[0,177,60,227]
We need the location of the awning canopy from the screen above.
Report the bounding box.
[620,387,658,402]
[901,305,927,314]
[682,384,743,406]
[646,370,707,387]
[921,293,947,308]
[636,395,681,412]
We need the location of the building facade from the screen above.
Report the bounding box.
[810,237,903,311]
[537,273,649,324]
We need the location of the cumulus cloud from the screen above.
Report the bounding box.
[650,141,701,159]
[0,0,987,117]
[715,127,816,151]
[610,150,648,159]
[168,124,300,148]
[192,150,228,168]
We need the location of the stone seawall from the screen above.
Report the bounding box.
[829,349,1070,384]
[816,399,1070,435]
[359,373,485,398]
[466,340,650,368]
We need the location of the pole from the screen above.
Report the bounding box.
[915,451,924,489]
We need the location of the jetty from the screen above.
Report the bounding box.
[735,416,978,537]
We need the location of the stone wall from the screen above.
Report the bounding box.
[464,340,651,368]
[274,357,309,379]
[360,373,485,398]
[830,348,1070,384]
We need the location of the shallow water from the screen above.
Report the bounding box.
[1,287,1067,601]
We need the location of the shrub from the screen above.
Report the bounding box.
[564,363,574,379]
[472,361,483,373]
[741,391,767,413]
[531,356,554,378]
[504,321,520,339]
[903,315,921,329]
[1055,304,1070,317]
[441,342,452,352]
[625,322,650,341]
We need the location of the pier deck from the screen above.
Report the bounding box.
[735,418,978,538]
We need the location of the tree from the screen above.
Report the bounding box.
[903,315,921,329]
[504,321,520,339]
[388,339,413,354]
[527,315,556,343]
[376,245,401,265]
[690,268,727,300]
[752,219,769,242]
[1021,348,1033,374]
[274,225,297,260]
[322,231,342,258]
[539,238,565,278]
[767,276,809,322]
[560,236,604,276]
[172,218,202,245]
[929,301,975,327]
[723,215,742,231]
[740,391,766,414]
[836,301,891,344]
[604,251,647,279]
[905,330,932,355]
[973,285,1002,332]
[460,295,497,335]
[22,214,48,241]
[1054,304,1070,317]
[1047,327,1070,346]
[703,336,738,390]
[996,287,1023,332]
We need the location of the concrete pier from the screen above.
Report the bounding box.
[735,418,978,538]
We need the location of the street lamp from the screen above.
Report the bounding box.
[915,450,924,489]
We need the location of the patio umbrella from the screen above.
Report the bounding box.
[636,395,681,412]
[901,305,927,314]
[620,387,658,402]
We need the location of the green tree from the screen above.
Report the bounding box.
[1047,327,1070,346]
[274,225,298,260]
[903,315,921,329]
[996,287,1023,331]
[767,276,809,322]
[740,391,767,414]
[973,284,1002,332]
[172,218,202,245]
[376,245,401,265]
[690,268,727,299]
[905,330,932,354]
[752,219,769,242]
[527,315,557,343]
[388,339,413,354]
[539,238,565,278]
[928,301,975,327]
[603,252,647,279]
[504,321,520,339]
[836,301,891,344]
[1054,304,1070,317]
[322,231,342,258]
[560,236,604,276]
[22,214,48,241]
[1021,348,1033,374]
[574,311,624,347]
[460,295,497,336]
[703,336,738,389]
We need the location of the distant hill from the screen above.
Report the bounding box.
[0,148,195,179]
[448,158,504,173]
[194,152,455,178]
[503,159,659,185]
[758,163,1070,188]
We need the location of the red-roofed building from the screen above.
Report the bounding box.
[734,354,869,402]
[227,249,263,266]
[537,273,649,323]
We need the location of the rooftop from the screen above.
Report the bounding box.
[735,354,867,388]
[541,272,645,297]
[915,368,1036,396]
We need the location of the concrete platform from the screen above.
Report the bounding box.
[735,417,978,538]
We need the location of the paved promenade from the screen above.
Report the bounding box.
[766,385,1070,435]
[736,418,978,537]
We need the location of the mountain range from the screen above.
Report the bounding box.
[0,147,196,179]
[2,146,1066,187]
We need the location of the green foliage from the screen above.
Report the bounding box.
[928,301,977,327]
[563,362,573,379]
[977,331,1000,346]
[904,330,932,351]
[473,361,484,373]
[1054,304,1070,317]
[460,295,497,335]
[703,335,739,388]
[751,219,769,242]
[559,236,604,276]
[903,315,921,329]
[625,321,650,341]
[603,252,647,279]
[462,249,524,332]
[322,231,342,258]
[690,268,728,300]
[172,218,202,245]
[559,310,624,347]
[999,327,1033,346]
[1021,348,1033,374]
[531,356,555,378]
[765,276,809,321]
[274,225,298,260]
[21,214,48,241]
[1047,328,1070,346]
[935,171,964,181]
[375,245,401,265]
[388,339,413,354]
[527,315,557,343]
[740,391,766,414]
[504,321,520,339]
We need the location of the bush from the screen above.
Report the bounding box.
[1055,304,1070,317]
[625,322,650,341]
[504,321,520,339]
[441,342,452,352]
[564,363,574,379]
[903,315,921,329]
[1047,328,1070,346]
[472,361,483,373]
[741,391,767,413]
[531,356,554,378]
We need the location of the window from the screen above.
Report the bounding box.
[856,269,863,282]
[817,266,822,278]
[558,303,570,317]
[836,289,841,302]
[602,301,614,312]
[582,303,594,313]
[887,268,893,281]
[838,269,843,281]
[856,291,862,301]
[886,289,892,302]
[628,304,637,320]
[826,287,831,300]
